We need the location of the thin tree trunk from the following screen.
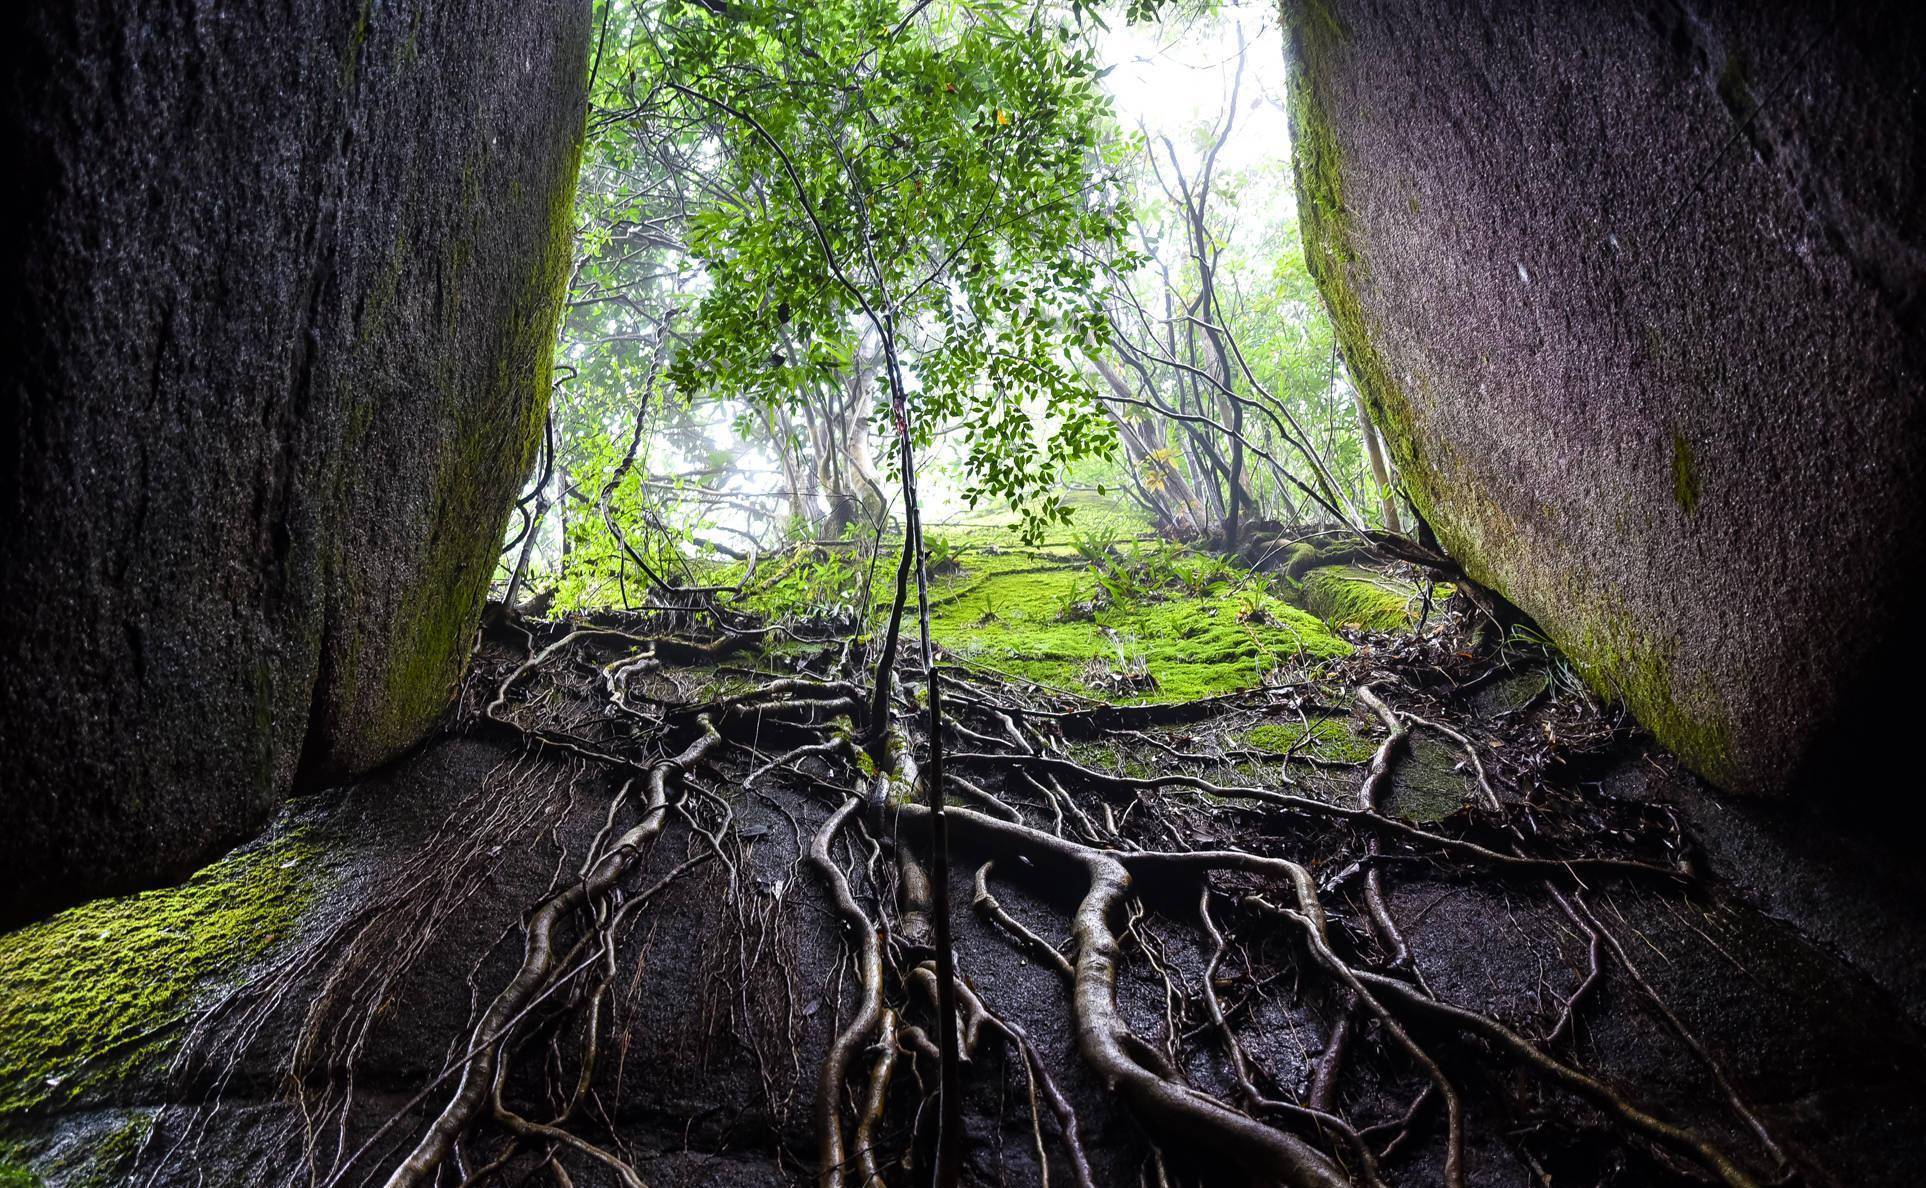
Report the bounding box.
[1356,393,1403,535]
[767,404,818,532]
[502,495,550,609]
[1092,357,1206,534]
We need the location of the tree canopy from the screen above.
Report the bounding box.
[509,0,1404,614]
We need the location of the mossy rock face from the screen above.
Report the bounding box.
[0,0,591,922]
[1281,0,1926,796]
[1299,565,1421,632]
[1382,736,1470,824]
[0,831,322,1125]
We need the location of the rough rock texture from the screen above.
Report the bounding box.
[1282,0,1925,795]
[0,0,589,923]
[5,678,1925,1186]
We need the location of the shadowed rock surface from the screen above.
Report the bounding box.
[1282,0,1925,797]
[5,625,1924,1186]
[0,0,590,923]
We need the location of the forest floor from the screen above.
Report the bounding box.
[4,533,1926,1187]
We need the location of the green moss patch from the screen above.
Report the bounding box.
[0,1159,38,1188]
[1,1111,156,1188]
[1067,741,1153,779]
[926,551,1349,702]
[1561,601,1735,788]
[1244,716,1379,764]
[1299,565,1421,632]
[0,832,322,1117]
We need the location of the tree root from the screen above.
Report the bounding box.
[182,613,1794,1188]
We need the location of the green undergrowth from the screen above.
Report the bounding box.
[550,494,1446,713]
[931,488,1155,548]
[1243,719,1463,821]
[925,548,1350,702]
[723,506,1157,624]
[0,831,322,1118]
[1067,741,1154,778]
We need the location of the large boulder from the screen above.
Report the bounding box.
[1283,0,1925,795]
[0,0,588,923]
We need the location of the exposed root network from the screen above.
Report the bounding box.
[155,595,1800,1188]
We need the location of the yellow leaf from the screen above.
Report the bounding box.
[996,108,1010,126]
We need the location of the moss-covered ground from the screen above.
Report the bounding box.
[1298,565,1423,632]
[924,547,1351,702]
[1242,716,1380,764]
[0,831,322,1120]
[552,488,1448,718]
[700,495,1460,705]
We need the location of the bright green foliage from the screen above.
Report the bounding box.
[1070,528,1244,603]
[0,833,321,1117]
[732,541,878,627]
[551,433,691,612]
[650,0,1134,540]
[521,0,1151,605]
[548,2,701,483]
